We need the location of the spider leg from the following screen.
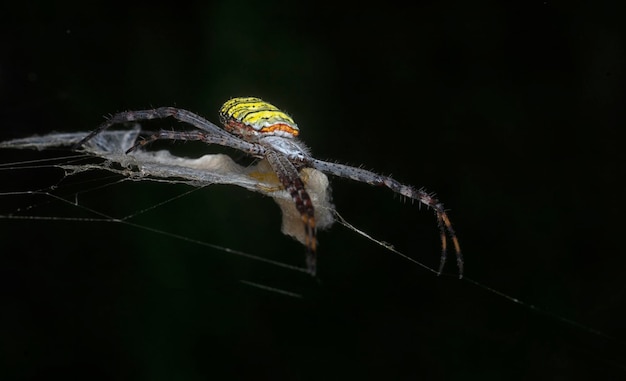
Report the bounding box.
[124,129,266,157]
[74,107,264,156]
[308,159,463,278]
[266,150,318,276]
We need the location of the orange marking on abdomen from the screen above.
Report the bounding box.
[259,123,299,136]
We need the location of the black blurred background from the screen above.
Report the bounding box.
[1,1,624,380]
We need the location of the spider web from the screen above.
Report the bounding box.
[0,130,623,355]
[0,129,343,295]
[3,128,341,250]
[0,127,335,244]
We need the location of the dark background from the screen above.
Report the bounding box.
[1,1,624,380]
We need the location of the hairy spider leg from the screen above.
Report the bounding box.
[266,151,318,276]
[124,129,266,157]
[308,159,463,278]
[74,107,263,156]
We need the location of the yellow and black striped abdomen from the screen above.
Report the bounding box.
[219,97,299,138]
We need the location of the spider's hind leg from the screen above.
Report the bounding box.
[433,203,463,278]
[388,181,463,278]
[308,159,463,278]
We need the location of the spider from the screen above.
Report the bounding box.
[75,97,463,278]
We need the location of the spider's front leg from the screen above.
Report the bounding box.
[265,150,318,276]
[74,107,267,157]
[74,108,198,149]
[123,130,267,157]
[308,159,463,278]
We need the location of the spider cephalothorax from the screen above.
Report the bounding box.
[75,97,463,278]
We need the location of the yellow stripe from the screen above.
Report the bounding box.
[220,97,298,132]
